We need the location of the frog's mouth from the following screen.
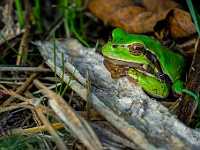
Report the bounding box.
[103,56,147,79]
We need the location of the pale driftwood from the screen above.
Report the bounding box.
[35,39,200,150]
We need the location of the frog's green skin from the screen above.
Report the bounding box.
[102,28,185,98]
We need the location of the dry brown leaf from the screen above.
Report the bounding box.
[167,8,197,38]
[88,0,136,23]
[140,0,181,12]
[88,0,196,38]
[108,6,155,33]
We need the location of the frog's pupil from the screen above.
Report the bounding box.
[134,46,141,50]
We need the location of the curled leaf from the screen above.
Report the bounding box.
[88,0,196,38]
[167,8,197,38]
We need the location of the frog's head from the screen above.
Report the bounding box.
[102,28,159,63]
[102,28,160,78]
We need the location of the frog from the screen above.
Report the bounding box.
[102,28,186,98]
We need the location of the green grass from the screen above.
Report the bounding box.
[32,0,42,36]
[61,69,76,97]
[0,134,48,150]
[186,0,200,36]
[52,31,76,97]
[0,32,33,66]
[182,89,200,127]
[14,0,42,35]
[53,31,58,93]
[58,52,65,94]
[14,0,25,28]
[56,0,90,47]
[14,0,89,46]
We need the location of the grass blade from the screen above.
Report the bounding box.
[186,0,200,36]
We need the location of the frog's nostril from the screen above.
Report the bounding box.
[112,44,118,48]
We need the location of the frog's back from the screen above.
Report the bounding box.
[158,47,185,81]
[143,38,185,81]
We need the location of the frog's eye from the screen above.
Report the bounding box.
[129,43,145,56]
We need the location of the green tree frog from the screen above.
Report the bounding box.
[102,28,186,98]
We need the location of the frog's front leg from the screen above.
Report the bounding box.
[172,80,184,97]
[128,68,169,98]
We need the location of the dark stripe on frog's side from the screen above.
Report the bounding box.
[141,49,173,87]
